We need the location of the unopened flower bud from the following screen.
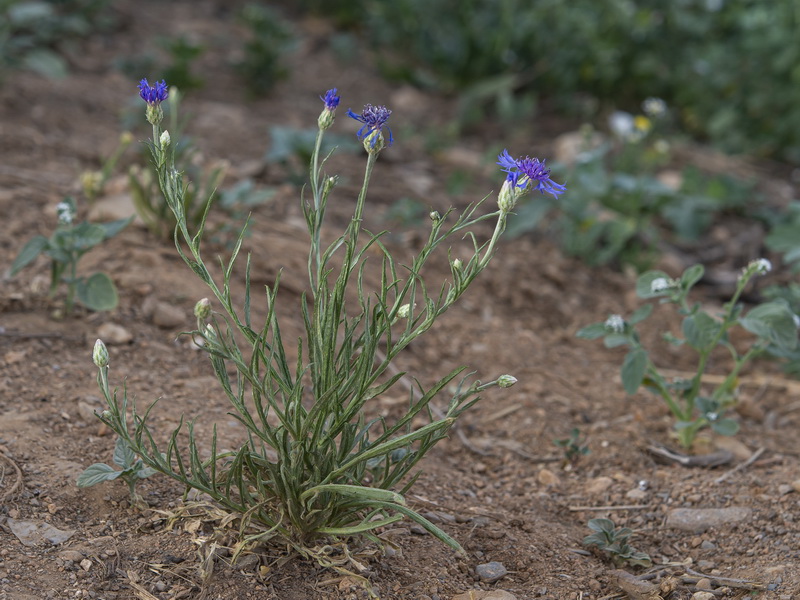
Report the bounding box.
[93,339,109,368]
[194,297,211,320]
[397,303,412,319]
[453,258,463,271]
[429,211,441,223]
[160,130,171,150]
[497,179,518,214]
[101,410,111,419]
[497,374,518,388]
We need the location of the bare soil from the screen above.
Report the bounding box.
[1,2,799,599]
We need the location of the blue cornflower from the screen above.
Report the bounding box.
[138,78,169,105]
[320,88,340,111]
[497,149,566,199]
[347,104,393,148]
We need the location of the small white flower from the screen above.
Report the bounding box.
[752,258,772,275]
[650,277,673,293]
[642,97,667,118]
[741,258,772,280]
[706,412,718,421]
[56,201,74,225]
[609,111,635,139]
[604,314,625,333]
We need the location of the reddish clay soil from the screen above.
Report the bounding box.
[1,2,799,599]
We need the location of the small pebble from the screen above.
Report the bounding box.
[475,561,507,583]
[626,488,647,501]
[700,540,716,550]
[666,507,752,532]
[691,592,715,600]
[96,322,133,345]
[79,559,92,572]
[791,480,800,494]
[585,476,612,495]
[777,484,793,496]
[695,577,713,590]
[538,468,560,487]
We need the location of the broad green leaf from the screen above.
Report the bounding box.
[604,334,629,348]
[710,418,739,436]
[70,223,106,250]
[10,235,48,276]
[587,518,615,533]
[76,273,118,311]
[628,303,653,325]
[113,437,136,469]
[576,323,607,340]
[621,349,647,394]
[740,301,798,352]
[98,216,134,240]
[76,463,121,488]
[636,270,671,298]
[680,264,704,289]
[682,311,721,351]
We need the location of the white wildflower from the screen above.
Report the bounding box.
[604,314,625,333]
[56,201,74,225]
[650,277,673,293]
[642,97,667,118]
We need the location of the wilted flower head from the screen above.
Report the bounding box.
[604,314,625,333]
[138,78,169,105]
[347,104,393,151]
[497,149,566,200]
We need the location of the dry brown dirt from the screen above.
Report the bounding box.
[1,2,799,599]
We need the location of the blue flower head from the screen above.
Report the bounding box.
[497,149,565,199]
[318,88,340,131]
[347,104,393,152]
[320,88,340,111]
[138,78,169,125]
[138,79,169,105]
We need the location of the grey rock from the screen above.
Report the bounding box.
[666,507,752,532]
[475,561,507,583]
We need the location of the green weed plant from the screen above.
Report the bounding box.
[578,260,797,448]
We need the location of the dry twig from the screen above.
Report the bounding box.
[713,446,765,484]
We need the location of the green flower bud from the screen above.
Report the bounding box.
[397,303,412,319]
[194,297,211,320]
[93,339,109,368]
[318,109,335,131]
[159,130,171,150]
[497,374,517,388]
[429,211,441,223]
[497,179,518,214]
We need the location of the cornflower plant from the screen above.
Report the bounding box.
[90,81,565,563]
[578,260,797,448]
[9,197,131,313]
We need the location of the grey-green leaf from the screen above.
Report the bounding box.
[636,270,670,298]
[710,418,739,436]
[576,323,607,340]
[682,311,721,352]
[10,235,48,276]
[76,273,118,311]
[113,437,136,468]
[740,301,798,352]
[621,349,648,394]
[77,463,121,488]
